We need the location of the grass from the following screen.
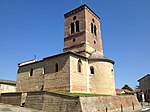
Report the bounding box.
[53,91,110,97]
[117,94,134,96]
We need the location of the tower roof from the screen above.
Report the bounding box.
[64,4,100,20]
[88,51,115,64]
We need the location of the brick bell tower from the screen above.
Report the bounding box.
[63,4,103,57]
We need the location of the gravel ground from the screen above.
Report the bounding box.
[0,103,42,112]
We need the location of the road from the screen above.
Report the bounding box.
[0,103,42,112]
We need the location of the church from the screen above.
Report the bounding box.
[16,4,116,95]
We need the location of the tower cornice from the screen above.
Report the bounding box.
[64,4,100,21]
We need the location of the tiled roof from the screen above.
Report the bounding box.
[138,74,150,81]
[0,79,16,85]
[116,89,133,94]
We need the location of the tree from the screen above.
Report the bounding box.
[122,84,133,91]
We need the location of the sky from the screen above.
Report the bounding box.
[0,0,150,89]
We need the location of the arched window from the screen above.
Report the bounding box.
[29,68,33,77]
[71,23,74,34]
[94,25,97,36]
[55,63,58,72]
[76,21,80,32]
[78,60,82,73]
[90,66,94,74]
[91,23,93,33]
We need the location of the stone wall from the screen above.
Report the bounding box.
[79,95,140,112]
[0,92,141,112]
[70,55,88,93]
[89,61,116,95]
[0,92,21,105]
[24,92,44,110]
[43,92,81,112]
[17,53,70,92]
[16,61,44,92]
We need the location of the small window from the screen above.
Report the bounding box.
[14,86,16,90]
[94,41,96,44]
[71,23,74,34]
[91,23,93,33]
[76,21,80,32]
[90,66,94,74]
[73,16,76,20]
[94,25,97,36]
[29,68,33,77]
[0,85,2,90]
[6,86,9,90]
[73,38,76,42]
[78,60,82,73]
[55,63,58,72]
[92,19,95,23]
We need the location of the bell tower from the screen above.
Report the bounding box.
[63,4,103,57]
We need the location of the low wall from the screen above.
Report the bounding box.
[79,95,141,112]
[43,92,81,112]
[0,92,22,105]
[24,92,44,110]
[0,92,141,112]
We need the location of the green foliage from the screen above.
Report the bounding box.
[122,84,133,91]
[54,91,110,97]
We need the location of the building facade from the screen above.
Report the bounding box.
[0,80,16,93]
[16,5,116,95]
[138,74,150,102]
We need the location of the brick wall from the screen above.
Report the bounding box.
[0,92,141,112]
[44,53,70,92]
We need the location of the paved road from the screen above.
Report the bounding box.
[134,108,150,112]
[0,103,42,112]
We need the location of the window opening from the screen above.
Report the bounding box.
[55,63,58,72]
[78,60,82,73]
[6,86,9,90]
[76,21,80,32]
[71,23,75,34]
[0,85,2,90]
[94,41,96,44]
[90,66,94,74]
[92,19,95,23]
[73,38,76,42]
[73,16,76,20]
[29,68,33,77]
[94,25,97,36]
[91,23,93,33]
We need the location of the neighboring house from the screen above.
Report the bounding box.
[16,4,116,95]
[138,74,150,102]
[0,79,16,93]
[134,89,143,102]
[116,89,133,95]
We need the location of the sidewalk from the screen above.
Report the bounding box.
[0,103,42,112]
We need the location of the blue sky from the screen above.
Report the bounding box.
[0,0,150,89]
